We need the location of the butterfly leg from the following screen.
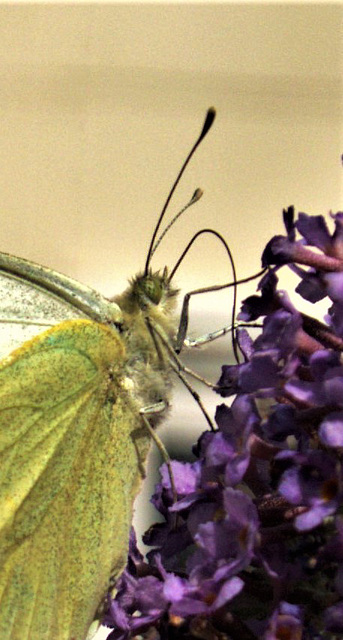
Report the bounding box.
[168,360,214,431]
[139,403,177,501]
[184,321,262,348]
[174,288,238,356]
[184,324,235,348]
[174,266,267,356]
[147,319,215,430]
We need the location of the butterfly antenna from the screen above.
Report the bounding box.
[150,188,203,260]
[144,107,216,275]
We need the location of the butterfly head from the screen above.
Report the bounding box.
[114,268,176,323]
[132,268,177,310]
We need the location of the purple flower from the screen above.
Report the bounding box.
[262,209,343,272]
[187,488,259,582]
[296,211,343,259]
[264,601,303,640]
[264,404,299,442]
[201,397,258,486]
[324,601,343,633]
[105,574,168,640]
[238,270,280,321]
[277,449,341,530]
[319,410,343,447]
[103,532,169,639]
[104,207,343,639]
[162,569,244,617]
[144,460,201,568]
[296,212,332,252]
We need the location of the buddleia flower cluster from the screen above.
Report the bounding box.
[105,207,343,639]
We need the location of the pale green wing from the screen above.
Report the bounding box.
[0,251,122,358]
[0,319,151,640]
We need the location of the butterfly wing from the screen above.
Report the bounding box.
[0,319,151,640]
[0,269,89,358]
[0,252,122,360]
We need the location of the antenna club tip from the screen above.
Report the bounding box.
[201,107,216,139]
[192,188,203,202]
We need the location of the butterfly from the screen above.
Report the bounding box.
[0,108,216,640]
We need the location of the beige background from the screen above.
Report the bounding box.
[0,5,342,637]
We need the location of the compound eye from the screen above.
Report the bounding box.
[142,276,162,304]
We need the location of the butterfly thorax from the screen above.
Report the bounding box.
[113,269,179,418]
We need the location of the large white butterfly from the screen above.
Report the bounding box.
[0,109,216,640]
